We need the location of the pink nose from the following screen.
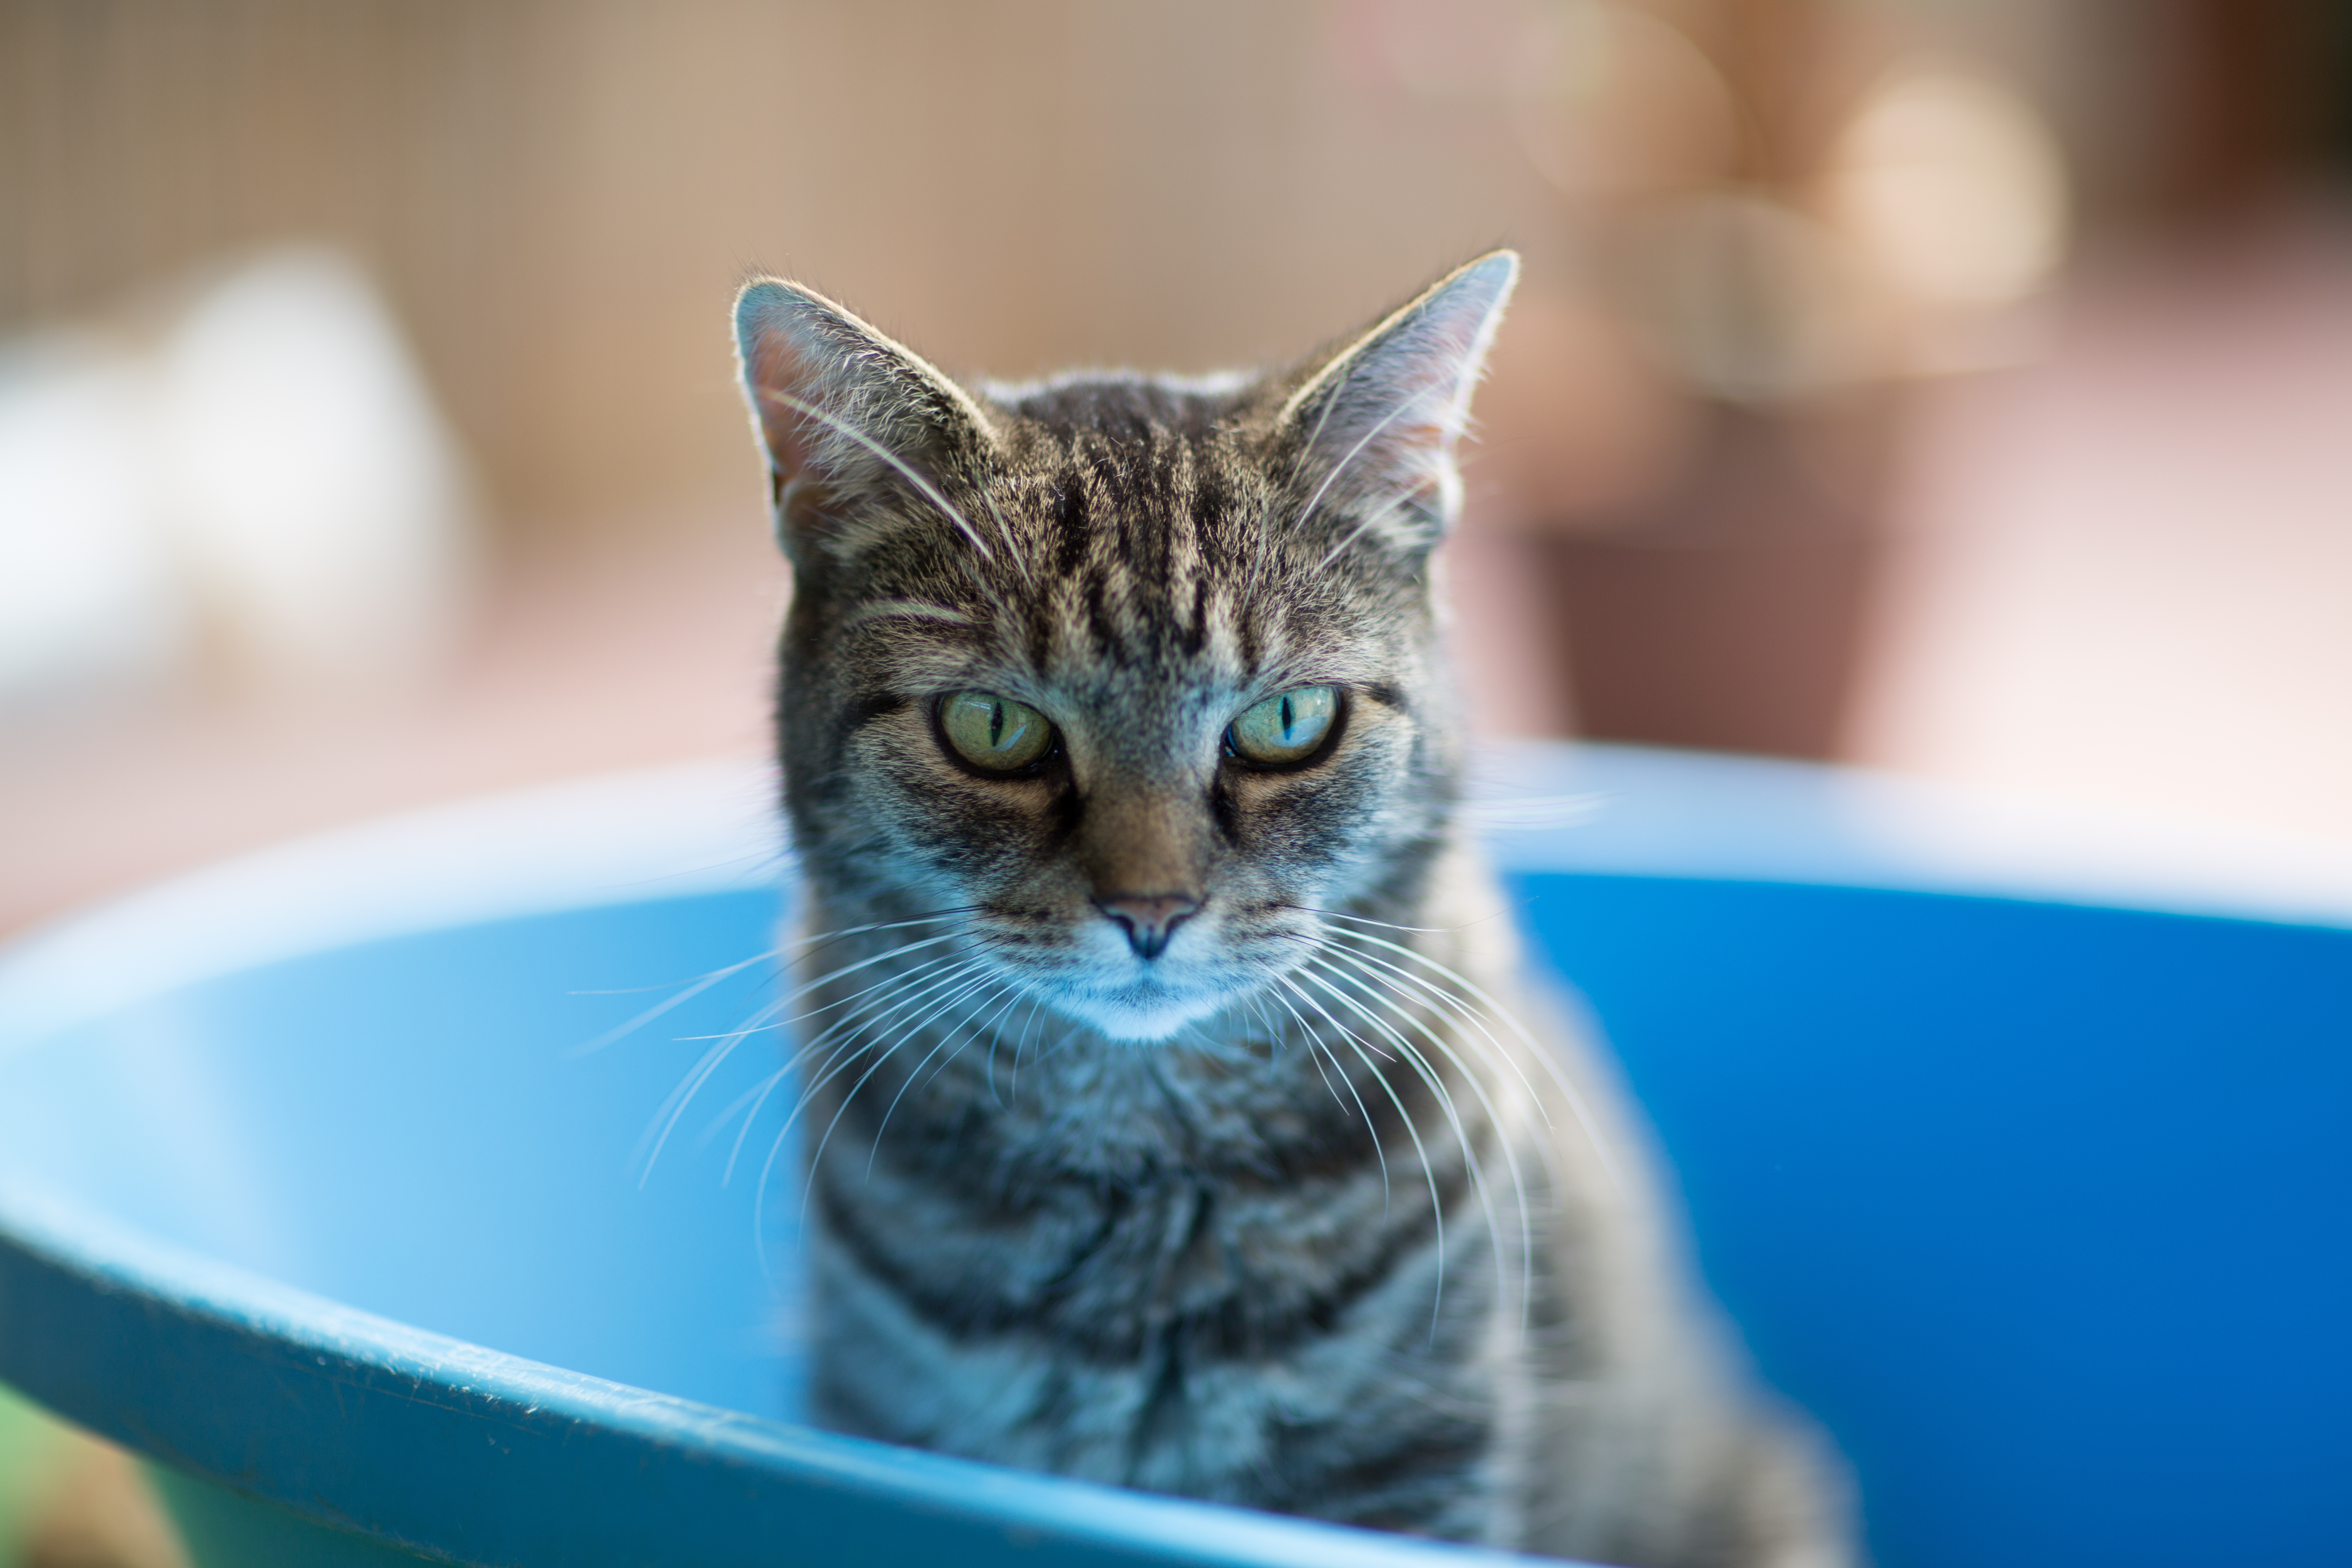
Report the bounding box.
[1095,893,1201,960]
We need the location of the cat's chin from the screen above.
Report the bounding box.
[1057,986,1233,1045]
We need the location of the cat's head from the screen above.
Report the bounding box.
[734,254,1515,1043]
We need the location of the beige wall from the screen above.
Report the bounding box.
[1,0,1564,535]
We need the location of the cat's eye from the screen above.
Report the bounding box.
[1227,686,1340,767]
[939,691,1055,773]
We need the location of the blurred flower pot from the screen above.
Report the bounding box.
[1542,403,1884,758]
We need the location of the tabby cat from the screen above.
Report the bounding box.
[731,253,1850,1567]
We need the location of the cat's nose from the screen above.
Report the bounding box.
[1095,893,1201,961]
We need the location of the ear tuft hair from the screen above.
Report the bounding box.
[732,279,996,563]
[1280,251,1518,557]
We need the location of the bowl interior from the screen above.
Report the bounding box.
[0,889,802,1421]
[2,866,2348,1568]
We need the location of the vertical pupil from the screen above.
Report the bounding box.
[988,701,1005,748]
[1279,695,1294,740]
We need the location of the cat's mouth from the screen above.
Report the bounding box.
[1040,942,1253,1045]
[971,902,1310,1045]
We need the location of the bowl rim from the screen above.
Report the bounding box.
[6,741,2350,1049]
[0,1185,1497,1567]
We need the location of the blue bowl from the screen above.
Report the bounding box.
[2,745,2347,1568]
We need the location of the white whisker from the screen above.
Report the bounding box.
[1324,926,1622,1194]
[1312,485,1423,574]
[569,946,778,1058]
[1312,934,1572,1223]
[1261,976,1390,1212]
[758,387,1001,563]
[799,965,1006,1223]
[1278,971,1448,1339]
[711,950,980,1178]
[633,995,786,1185]
[658,942,983,1183]
[1304,947,1539,1334]
[865,978,1023,1172]
[752,954,998,1258]
[1300,396,1419,549]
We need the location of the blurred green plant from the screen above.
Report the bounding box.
[0,1380,71,1568]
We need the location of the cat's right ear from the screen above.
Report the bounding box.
[733,279,995,564]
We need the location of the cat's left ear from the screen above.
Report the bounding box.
[1278,250,1518,553]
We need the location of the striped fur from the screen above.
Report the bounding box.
[732,255,1851,1566]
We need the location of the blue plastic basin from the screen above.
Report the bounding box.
[1,744,2346,1567]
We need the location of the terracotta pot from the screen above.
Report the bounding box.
[1539,403,1886,760]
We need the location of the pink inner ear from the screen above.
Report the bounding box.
[743,317,830,506]
[1312,390,1467,514]
[1298,281,1513,519]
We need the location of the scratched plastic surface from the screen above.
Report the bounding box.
[0,748,2346,1567]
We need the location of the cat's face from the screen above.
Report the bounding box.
[736,256,1515,1042]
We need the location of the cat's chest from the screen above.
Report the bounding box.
[819,1068,1441,1360]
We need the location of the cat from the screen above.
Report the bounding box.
[730,252,1851,1568]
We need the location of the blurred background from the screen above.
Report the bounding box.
[2,0,2350,1560]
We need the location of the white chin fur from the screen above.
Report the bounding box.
[1062,986,1232,1044]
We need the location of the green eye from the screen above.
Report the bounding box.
[940,691,1054,772]
[1228,685,1340,766]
